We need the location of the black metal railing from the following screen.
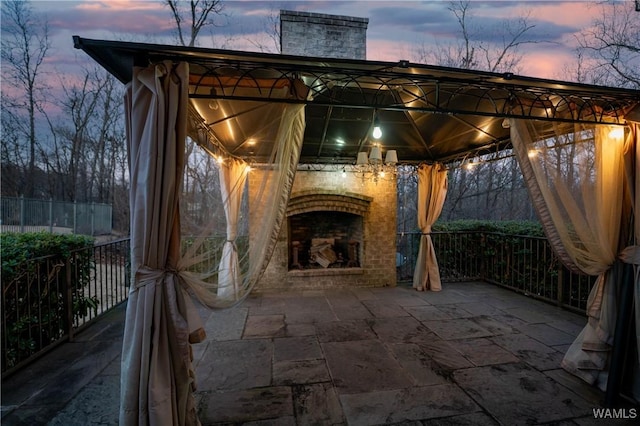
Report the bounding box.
[1,238,130,377]
[3,231,595,376]
[396,231,596,314]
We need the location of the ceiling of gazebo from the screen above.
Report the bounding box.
[74,36,640,165]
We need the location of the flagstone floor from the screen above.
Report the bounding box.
[2,281,638,425]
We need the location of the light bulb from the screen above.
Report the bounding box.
[372,126,382,139]
[609,127,624,140]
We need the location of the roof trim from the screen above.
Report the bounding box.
[73,36,638,98]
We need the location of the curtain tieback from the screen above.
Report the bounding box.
[619,245,640,265]
[133,265,207,345]
[134,265,180,289]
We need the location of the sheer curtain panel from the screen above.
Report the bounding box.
[511,119,629,391]
[179,103,306,309]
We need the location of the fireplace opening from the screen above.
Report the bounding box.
[288,211,363,270]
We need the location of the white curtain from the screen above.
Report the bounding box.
[413,163,448,292]
[620,121,640,399]
[217,158,249,300]
[511,119,629,390]
[120,61,201,425]
[179,103,306,309]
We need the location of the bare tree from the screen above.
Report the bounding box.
[1,0,51,197]
[57,70,103,201]
[478,12,537,73]
[561,50,602,85]
[40,67,124,204]
[415,0,540,73]
[164,0,234,234]
[574,1,640,88]
[452,0,475,69]
[165,0,225,47]
[0,109,27,196]
[246,5,281,53]
[438,151,534,222]
[409,1,542,224]
[83,74,126,206]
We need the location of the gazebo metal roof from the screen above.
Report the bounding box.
[73,36,640,164]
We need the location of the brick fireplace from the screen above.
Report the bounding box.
[250,10,395,290]
[252,169,397,290]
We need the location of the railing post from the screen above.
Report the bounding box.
[49,198,54,233]
[20,195,25,233]
[64,256,74,341]
[556,264,564,308]
[73,200,77,234]
[479,232,486,280]
[90,202,95,236]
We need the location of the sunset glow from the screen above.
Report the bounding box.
[7,1,623,87]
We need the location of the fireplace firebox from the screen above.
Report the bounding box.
[288,211,363,270]
[285,190,372,272]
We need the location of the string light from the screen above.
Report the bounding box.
[609,127,624,140]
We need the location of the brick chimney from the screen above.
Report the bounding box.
[280,10,368,60]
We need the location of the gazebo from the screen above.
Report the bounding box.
[73,36,640,425]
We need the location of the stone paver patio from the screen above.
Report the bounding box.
[2,281,638,425]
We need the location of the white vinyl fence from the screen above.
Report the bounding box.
[1,196,112,236]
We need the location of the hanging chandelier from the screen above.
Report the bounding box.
[355,145,398,183]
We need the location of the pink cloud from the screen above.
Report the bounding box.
[75,0,163,12]
[529,2,597,28]
[518,50,574,81]
[368,37,575,81]
[36,1,603,84]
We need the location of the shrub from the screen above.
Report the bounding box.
[1,232,95,373]
[432,219,544,236]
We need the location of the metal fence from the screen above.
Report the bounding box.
[1,238,130,378]
[1,196,112,235]
[3,231,596,377]
[396,231,596,314]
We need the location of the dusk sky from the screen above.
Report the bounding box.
[22,1,622,81]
